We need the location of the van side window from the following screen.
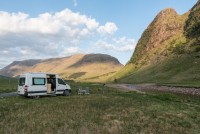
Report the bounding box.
[33,78,46,85]
[58,78,66,85]
[19,78,25,86]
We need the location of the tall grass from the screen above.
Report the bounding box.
[0,77,18,93]
[0,86,200,134]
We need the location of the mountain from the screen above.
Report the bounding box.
[0,59,42,77]
[111,0,200,86]
[0,75,10,79]
[0,54,123,82]
[185,0,200,39]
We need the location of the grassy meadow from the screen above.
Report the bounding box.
[0,77,18,93]
[113,53,200,88]
[0,83,200,134]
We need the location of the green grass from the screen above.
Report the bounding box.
[65,80,107,94]
[0,85,200,134]
[0,78,104,94]
[117,53,200,87]
[0,77,18,93]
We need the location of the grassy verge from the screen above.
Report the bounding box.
[116,54,200,88]
[0,78,104,94]
[158,83,200,88]
[0,77,18,93]
[0,85,200,134]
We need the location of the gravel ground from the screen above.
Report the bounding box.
[1,84,200,97]
[107,84,200,97]
[0,92,17,97]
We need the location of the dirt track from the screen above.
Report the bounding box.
[107,84,200,97]
[1,84,200,97]
[0,92,17,97]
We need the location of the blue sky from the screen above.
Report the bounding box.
[0,0,197,68]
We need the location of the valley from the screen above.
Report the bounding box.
[0,1,200,134]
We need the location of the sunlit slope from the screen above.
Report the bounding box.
[111,0,200,86]
[0,54,123,82]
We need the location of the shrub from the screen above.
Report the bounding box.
[172,43,186,54]
[195,46,200,52]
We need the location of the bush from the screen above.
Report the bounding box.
[195,46,200,52]
[114,78,118,83]
[172,43,186,54]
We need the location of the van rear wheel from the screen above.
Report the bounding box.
[31,96,40,99]
[63,90,70,96]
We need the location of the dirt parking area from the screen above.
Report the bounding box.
[107,84,200,97]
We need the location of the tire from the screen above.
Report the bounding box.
[63,90,70,96]
[31,96,40,99]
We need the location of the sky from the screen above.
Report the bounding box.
[0,0,197,68]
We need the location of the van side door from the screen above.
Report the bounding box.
[31,77,47,94]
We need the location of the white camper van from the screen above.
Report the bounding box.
[17,72,71,97]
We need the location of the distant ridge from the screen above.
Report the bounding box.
[0,53,123,82]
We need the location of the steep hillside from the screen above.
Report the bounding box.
[0,54,123,82]
[112,0,200,86]
[129,8,187,65]
[185,0,200,39]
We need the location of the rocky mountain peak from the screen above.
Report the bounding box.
[156,8,177,18]
[129,7,185,65]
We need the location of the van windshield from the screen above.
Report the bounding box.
[19,78,25,86]
[58,78,66,85]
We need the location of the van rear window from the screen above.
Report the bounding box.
[33,78,46,85]
[19,78,25,86]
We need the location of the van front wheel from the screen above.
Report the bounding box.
[63,90,70,96]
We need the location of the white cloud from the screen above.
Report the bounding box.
[94,37,136,52]
[0,9,100,35]
[85,37,136,65]
[2,50,8,54]
[0,8,120,68]
[60,47,80,56]
[0,8,137,68]
[97,22,118,35]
